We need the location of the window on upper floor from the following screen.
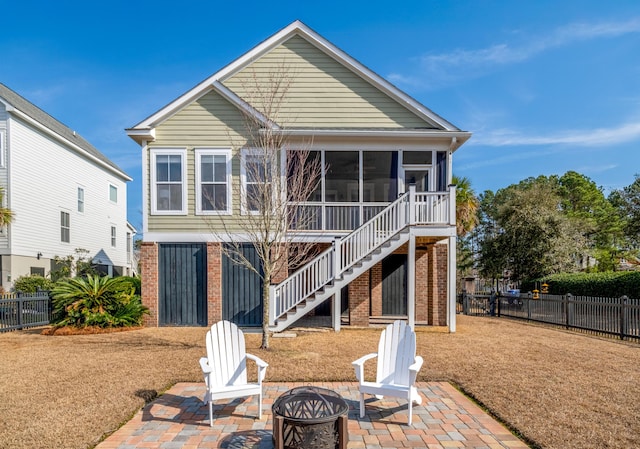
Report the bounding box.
[60,211,70,243]
[109,184,118,203]
[241,149,272,214]
[77,187,85,213]
[195,149,232,214]
[150,149,187,215]
[111,226,116,247]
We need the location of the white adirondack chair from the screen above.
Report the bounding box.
[352,320,424,425]
[199,320,268,426]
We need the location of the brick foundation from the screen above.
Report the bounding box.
[370,262,382,316]
[348,271,370,326]
[207,242,222,325]
[140,242,159,327]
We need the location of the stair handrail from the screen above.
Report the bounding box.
[269,187,415,325]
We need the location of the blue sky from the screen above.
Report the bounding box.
[3,1,640,233]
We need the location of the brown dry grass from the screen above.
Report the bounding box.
[0,316,638,449]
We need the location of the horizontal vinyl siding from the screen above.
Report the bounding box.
[0,105,8,248]
[8,117,129,267]
[223,35,434,129]
[149,92,248,233]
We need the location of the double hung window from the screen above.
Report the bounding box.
[60,211,70,243]
[196,149,231,214]
[151,149,187,214]
[241,150,272,213]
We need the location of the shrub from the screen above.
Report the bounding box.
[118,275,141,295]
[13,274,54,293]
[51,274,148,328]
[523,271,640,298]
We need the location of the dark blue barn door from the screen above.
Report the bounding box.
[158,243,207,326]
[222,244,263,327]
[382,254,407,316]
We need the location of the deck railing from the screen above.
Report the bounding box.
[270,186,455,325]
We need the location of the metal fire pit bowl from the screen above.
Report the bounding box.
[272,386,349,449]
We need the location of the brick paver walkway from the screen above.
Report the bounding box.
[96,382,528,449]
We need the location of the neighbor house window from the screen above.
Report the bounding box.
[109,185,117,203]
[126,232,132,264]
[241,150,272,213]
[77,187,84,212]
[111,226,116,247]
[30,267,45,276]
[150,149,187,215]
[60,211,70,243]
[195,149,231,214]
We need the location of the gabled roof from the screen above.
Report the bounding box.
[0,83,131,181]
[127,20,470,144]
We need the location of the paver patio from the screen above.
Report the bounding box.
[96,382,528,449]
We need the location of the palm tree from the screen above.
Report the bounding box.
[0,187,13,226]
[453,175,479,237]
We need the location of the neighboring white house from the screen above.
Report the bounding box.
[0,83,134,290]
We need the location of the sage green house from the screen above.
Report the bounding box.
[127,21,470,331]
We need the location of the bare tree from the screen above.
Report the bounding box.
[207,63,322,349]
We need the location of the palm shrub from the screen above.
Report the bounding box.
[51,274,148,328]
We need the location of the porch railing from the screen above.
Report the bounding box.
[270,186,455,325]
[291,189,453,231]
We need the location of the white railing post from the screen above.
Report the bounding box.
[333,237,342,280]
[449,184,457,226]
[269,284,276,326]
[409,184,416,225]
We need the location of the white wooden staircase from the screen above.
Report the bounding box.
[268,186,455,332]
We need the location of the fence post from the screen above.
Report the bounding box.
[565,293,572,329]
[620,295,628,341]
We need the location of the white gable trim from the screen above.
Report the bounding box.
[211,82,280,130]
[127,21,461,134]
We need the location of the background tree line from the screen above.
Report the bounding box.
[456,171,640,287]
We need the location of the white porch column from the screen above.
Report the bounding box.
[331,293,341,332]
[447,235,457,333]
[407,230,416,330]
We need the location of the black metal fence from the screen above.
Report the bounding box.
[458,292,640,341]
[0,291,51,332]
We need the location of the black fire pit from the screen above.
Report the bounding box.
[272,386,349,449]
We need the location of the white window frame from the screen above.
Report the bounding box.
[77,186,85,213]
[110,225,116,247]
[150,148,188,215]
[109,184,118,203]
[240,148,277,215]
[195,148,232,215]
[126,232,132,264]
[60,211,70,243]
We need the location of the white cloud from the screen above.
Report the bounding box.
[472,121,640,147]
[390,18,640,88]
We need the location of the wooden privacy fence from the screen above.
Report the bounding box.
[0,291,51,332]
[458,292,640,341]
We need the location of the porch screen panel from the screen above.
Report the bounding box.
[363,151,397,202]
[325,151,358,202]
